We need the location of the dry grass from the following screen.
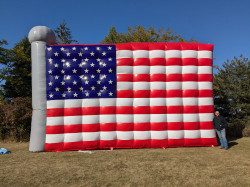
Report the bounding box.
[1,138,250,187]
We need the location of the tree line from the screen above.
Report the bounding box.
[0,21,249,141]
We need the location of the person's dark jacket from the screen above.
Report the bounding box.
[213,115,228,130]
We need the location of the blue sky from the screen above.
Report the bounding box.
[1,0,250,68]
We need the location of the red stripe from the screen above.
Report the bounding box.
[45,137,217,151]
[46,121,214,134]
[117,58,212,66]
[117,74,212,82]
[116,90,213,98]
[47,105,214,117]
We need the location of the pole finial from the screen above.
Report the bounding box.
[28,26,56,44]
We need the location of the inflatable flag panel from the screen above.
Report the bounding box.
[28,25,217,151]
[44,42,217,151]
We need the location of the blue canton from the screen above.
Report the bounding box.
[46,45,117,100]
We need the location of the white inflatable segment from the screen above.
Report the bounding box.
[28,26,55,152]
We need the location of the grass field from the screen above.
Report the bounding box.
[1,138,250,187]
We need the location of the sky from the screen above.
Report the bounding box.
[1,0,250,68]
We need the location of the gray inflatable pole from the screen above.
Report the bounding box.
[28,26,56,152]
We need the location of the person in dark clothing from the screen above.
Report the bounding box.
[213,111,228,150]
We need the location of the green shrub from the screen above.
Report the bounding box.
[0,97,32,141]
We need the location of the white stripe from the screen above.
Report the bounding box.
[117,66,133,74]
[133,50,149,58]
[47,98,213,109]
[166,66,182,74]
[182,66,198,74]
[198,51,212,59]
[117,82,133,90]
[116,50,133,58]
[198,82,213,90]
[149,50,165,58]
[45,130,216,143]
[182,82,198,90]
[47,113,213,126]
[165,50,182,58]
[182,50,198,58]
[166,82,182,90]
[134,131,151,140]
[198,66,213,74]
[150,82,166,90]
[150,66,166,74]
[151,131,168,139]
[134,66,150,74]
[134,82,150,90]
[117,66,212,74]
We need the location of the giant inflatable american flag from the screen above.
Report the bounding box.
[45,43,217,151]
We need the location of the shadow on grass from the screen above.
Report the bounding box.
[215,136,240,148]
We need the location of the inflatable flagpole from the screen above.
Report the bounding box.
[28,26,55,152]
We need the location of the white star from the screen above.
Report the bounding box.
[61,59,66,62]
[108,80,113,84]
[60,47,65,51]
[109,92,113,96]
[72,69,77,73]
[65,75,71,80]
[91,74,95,79]
[90,63,95,67]
[61,70,65,74]
[78,52,83,56]
[67,87,71,92]
[66,52,71,56]
[102,86,107,90]
[97,80,101,84]
[79,87,84,91]
[84,69,89,73]
[96,58,101,62]
[72,47,76,50]
[65,62,70,67]
[108,57,112,61]
[96,47,100,50]
[84,58,89,62]
[48,82,52,86]
[108,46,112,50]
[96,69,101,73]
[101,74,107,79]
[102,63,107,67]
[47,47,52,51]
[85,80,89,85]
[79,63,83,67]
[61,81,65,85]
[108,68,113,73]
[84,47,88,50]
[91,86,95,90]
[73,92,78,97]
[54,63,59,68]
[55,87,60,91]
[90,52,95,56]
[97,92,101,96]
[73,58,77,62]
[62,93,66,98]
[48,58,53,63]
[49,93,53,98]
[54,75,59,79]
[54,52,59,56]
[48,70,52,74]
[102,51,107,56]
[85,92,89,96]
[73,80,77,85]
[79,75,84,80]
